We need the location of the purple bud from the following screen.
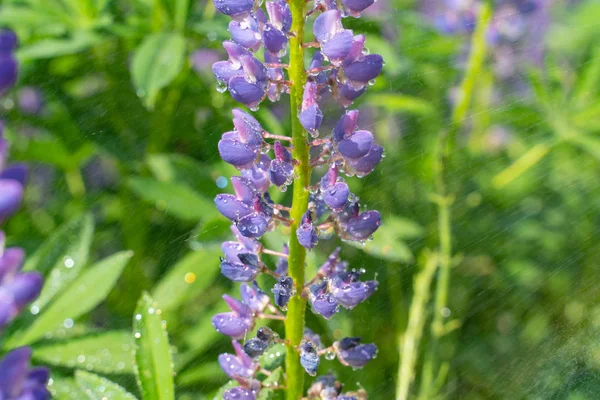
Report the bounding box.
[242,155,271,193]
[213,312,254,339]
[229,76,266,109]
[224,41,251,68]
[0,247,25,280]
[223,387,257,400]
[237,212,269,238]
[263,24,288,55]
[321,30,353,65]
[332,110,359,142]
[299,340,320,376]
[322,182,350,211]
[337,130,374,160]
[313,10,344,43]
[215,194,253,221]
[0,347,50,399]
[272,276,294,308]
[240,282,270,312]
[0,179,23,222]
[299,103,324,136]
[342,54,384,86]
[0,30,17,55]
[336,81,366,107]
[220,257,261,282]
[222,241,248,262]
[232,109,264,146]
[213,60,244,84]
[269,142,294,187]
[266,0,292,32]
[218,134,259,169]
[0,56,17,96]
[303,328,324,349]
[310,291,339,319]
[5,272,43,310]
[342,35,366,66]
[229,15,262,52]
[213,0,254,17]
[240,54,268,83]
[346,144,383,176]
[231,177,257,203]
[334,338,377,368]
[342,0,375,17]
[219,341,257,378]
[0,164,28,186]
[243,337,269,357]
[331,280,377,309]
[296,211,318,249]
[345,210,381,240]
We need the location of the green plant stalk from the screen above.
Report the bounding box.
[285,0,310,398]
[420,1,492,396]
[396,253,439,400]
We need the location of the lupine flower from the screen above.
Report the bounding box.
[333,337,377,368]
[299,340,320,376]
[212,294,256,339]
[0,30,17,97]
[210,0,383,393]
[219,340,258,379]
[0,239,43,328]
[296,210,319,249]
[0,126,27,223]
[0,347,50,399]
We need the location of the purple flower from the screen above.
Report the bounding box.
[272,276,294,309]
[221,252,262,282]
[330,272,377,309]
[320,166,350,211]
[296,210,318,249]
[342,0,375,17]
[338,202,381,241]
[219,340,258,379]
[299,81,323,136]
[229,55,269,109]
[346,144,383,177]
[266,0,292,32]
[229,14,263,52]
[240,281,270,313]
[263,24,288,56]
[213,0,254,17]
[213,41,248,86]
[268,141,294,187]
[333,337,377,368]
[0,31,17,97]
[0,244,43,328]
[242,154,272,192]
[309,281,339,319]
[223,387,258,400]
[299,340,320,376]
[0,347,50,399]
[17,87,44,116]
[212,294,255,339]
[243,327,275,358]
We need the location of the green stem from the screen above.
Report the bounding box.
[396,253,439,400]
[420,1,492,397]
[285,0,309,398]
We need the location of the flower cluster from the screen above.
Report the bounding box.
[209,0,383,397]
[0,29,50,400]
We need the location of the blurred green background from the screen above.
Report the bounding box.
[1,0,600,398]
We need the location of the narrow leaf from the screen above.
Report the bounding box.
[33,331,134,374]
[11,252,132,346]
[75,370,138,400]
[133,293,175,400]
[131,32,186,108]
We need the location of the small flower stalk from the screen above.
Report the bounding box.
[209,0,383,397]
[0,29,50,399]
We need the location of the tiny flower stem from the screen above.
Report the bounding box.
[258,313,287,321]
[307,65,336,75]
[264,132,294,142]
[262,248,290,258]
[302,41,320,48]
[310,137,332,146]
[262,267,282,279]
[309,159,330,168]
[317,221,335,231]
[261,368,273,376]
[266,63,290,69]
[272,203,293,212]
[285,0,310,396]
[273,214,294,225]
[270,79,294,86]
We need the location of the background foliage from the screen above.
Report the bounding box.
[1,0,600,398]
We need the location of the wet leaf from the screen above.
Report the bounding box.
[75,370,138,399]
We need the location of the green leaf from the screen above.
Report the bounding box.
[176,362,225,386]
[48,377,87,400]
[257,367,284,400]
[259,343,286,371]
[131,32,186,108]
[152,245,222,312]
[11,252,132,347]
[347,216,423,262]
[24,214,94,275]
[146,153,221,197]
[75,370,138,400]
[128,177,215,221]
[33,331,134,374]
[30,214,95,310]
[133,293,175,400]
